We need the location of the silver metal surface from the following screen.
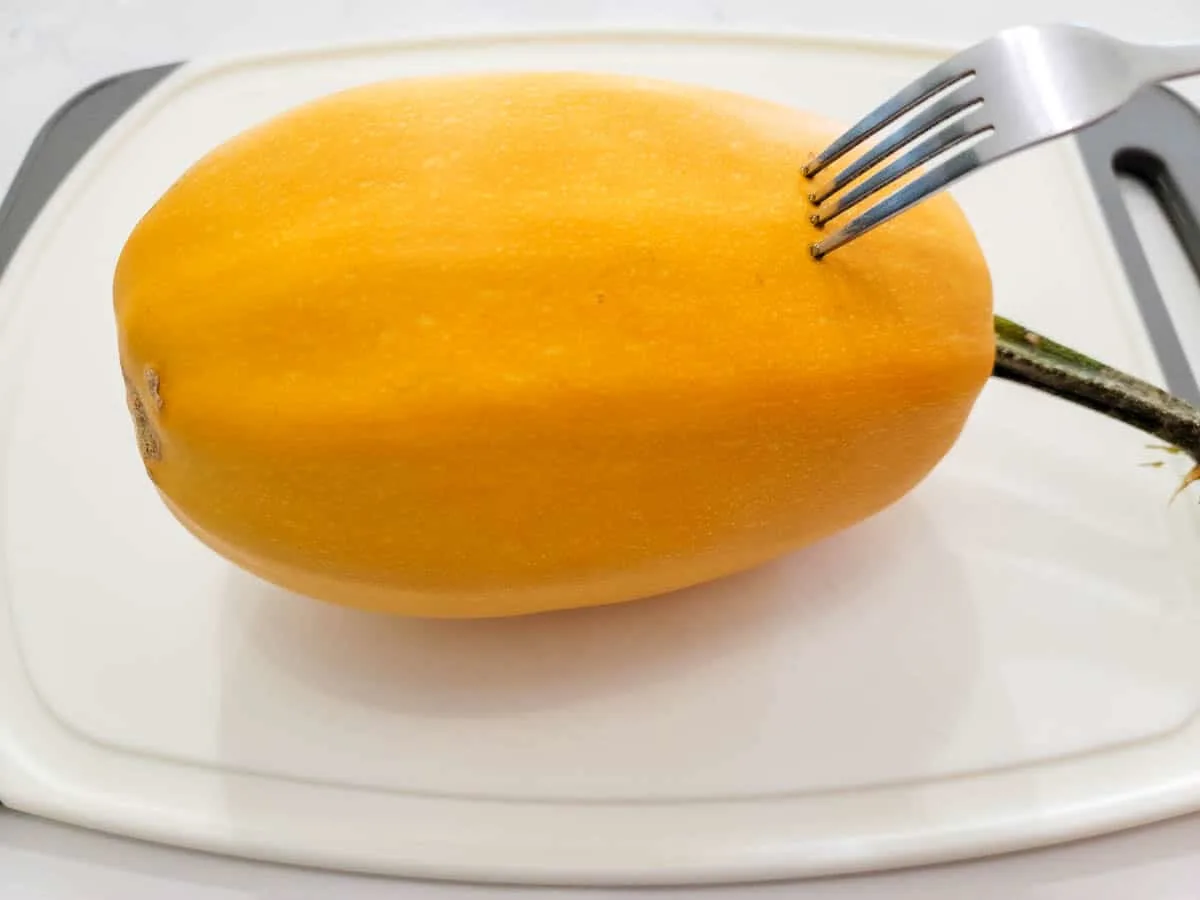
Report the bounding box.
[803,23,1200,258]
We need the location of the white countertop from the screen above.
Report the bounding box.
[5,0,1200,897]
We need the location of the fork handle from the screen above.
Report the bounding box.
[1142,42,1200,82]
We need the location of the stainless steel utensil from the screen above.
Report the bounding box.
[803,23,1200,258]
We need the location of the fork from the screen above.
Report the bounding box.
[803,23,1200,259]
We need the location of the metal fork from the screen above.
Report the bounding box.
[804,23,1200,259]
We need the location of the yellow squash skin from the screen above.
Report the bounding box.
[113,72,994,618]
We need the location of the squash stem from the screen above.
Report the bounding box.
[992,315,1200,465]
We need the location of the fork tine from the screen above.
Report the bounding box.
[807,89,983,205]
[810,149,982,259]
[810,112,990,228]
[802,56,976,179]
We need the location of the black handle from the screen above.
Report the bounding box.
[0,63,179,285]
[1077,84,1200,405]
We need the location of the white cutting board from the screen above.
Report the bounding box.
[3,28,1200,886]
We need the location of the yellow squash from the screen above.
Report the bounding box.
[113,72,994,618]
